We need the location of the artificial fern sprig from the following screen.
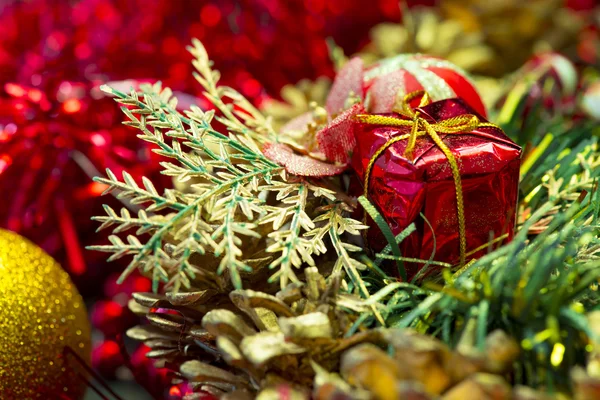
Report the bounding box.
[90,81,285,291]
[90,40,373,297]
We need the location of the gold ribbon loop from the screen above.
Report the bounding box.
[356,91,500,268]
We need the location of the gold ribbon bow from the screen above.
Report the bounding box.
[357,90,499,267]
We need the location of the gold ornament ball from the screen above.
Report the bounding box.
[0,229,91,399]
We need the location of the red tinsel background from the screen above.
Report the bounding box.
[0,0,427,397]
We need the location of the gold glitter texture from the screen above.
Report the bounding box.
[0,229,91,399]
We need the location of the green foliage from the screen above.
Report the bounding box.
[392,199,599,389]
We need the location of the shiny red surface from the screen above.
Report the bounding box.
[351,98,522,278]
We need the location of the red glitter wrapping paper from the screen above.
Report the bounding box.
[351,98,522,279]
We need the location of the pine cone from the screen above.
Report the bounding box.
[177,268,385,397]
[127,268,372,396]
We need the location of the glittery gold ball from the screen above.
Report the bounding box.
[0,229,91,399]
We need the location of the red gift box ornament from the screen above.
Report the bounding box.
[263,55,487,178]
[352,91,522,278]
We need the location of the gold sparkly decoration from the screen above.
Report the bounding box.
[0,229,91,399]
[439,0,583,76]
[358,7,494,72]
[359,3,583,78]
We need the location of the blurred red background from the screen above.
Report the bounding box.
[0,0,423,397]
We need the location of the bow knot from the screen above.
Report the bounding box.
[357,90,482,162]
